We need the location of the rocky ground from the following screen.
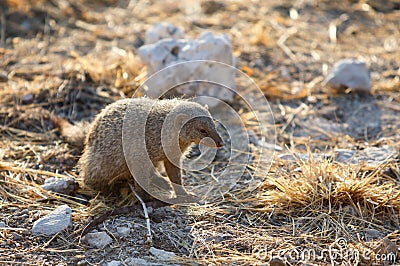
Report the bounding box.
[0,0,399,265]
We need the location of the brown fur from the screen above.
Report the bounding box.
[54,98,223,199]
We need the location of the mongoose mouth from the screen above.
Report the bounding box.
[214,139,223,148]
[200,137,224,148]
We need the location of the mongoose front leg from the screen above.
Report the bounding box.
[164,159,188,196]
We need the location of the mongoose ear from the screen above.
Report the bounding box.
[174,113,190,129]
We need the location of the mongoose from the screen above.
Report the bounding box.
[54,98,223,201]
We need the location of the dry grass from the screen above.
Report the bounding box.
[185,157,400,264]
[0,0,399,265]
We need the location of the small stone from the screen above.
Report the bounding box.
[32,205,72,236]
[149,247,177,261]
[145,23,185,44]
[18,214,28,221]
[20,209,29,215]
[41,177,78,195]
[106,260,121,266]
[269,257,285,266]
[146,207,153,215]
[77,260,88,266]
[0,221,7,228]
[278,153,330,162]
[82,232,113,249]
[116,226,130,237]
[14,253,23,259]
[21,93,34,104]
[124,258,162,266]
[184,225,192,231]
[335,146,397,167]
[201,0,225,14]
[365,229,382,241]
[324,59,371,93]
[0,71,8,82]
[12,232,22,240]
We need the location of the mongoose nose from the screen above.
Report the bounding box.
[216,140,224,148]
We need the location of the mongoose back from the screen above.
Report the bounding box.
[77,98,223,199]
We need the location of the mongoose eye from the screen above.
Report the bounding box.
[199,129,208,136]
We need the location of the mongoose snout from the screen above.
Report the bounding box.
[180,116,224,148]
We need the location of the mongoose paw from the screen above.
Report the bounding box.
[170,193,198,204]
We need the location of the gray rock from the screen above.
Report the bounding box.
[335,146,397,166]
[365,229,383,241]
[149,247,177,261]
[106,260,121,266]
[145,23,185,44]
[278,146,397,167]
[12,232,22,240]
[278,153,331,162]
[82,232,113,249]
[0,221,6,228]
[0,71,8,82]
[41,177,78,195]
[324,59,371,93]
[21,93,34,104]
[294,117,345,140]
[124,258,164,266]
[32,205,72,236]
[77,260,88,266]
[116,226,131,237]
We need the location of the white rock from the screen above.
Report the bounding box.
[106,260,121,266]
[41,177,78,195]
[324,59,372,93]
[32,205,72,236]
[116,226,130,237]
[138,32,235,107]
[145,23,185,44]
[82,232,113,249]
[124,258,164,266]
[149,247,177,261]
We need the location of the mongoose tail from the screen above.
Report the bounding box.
[50,114,90,150]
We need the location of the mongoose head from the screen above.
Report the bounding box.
[173,102,223,148]
[181,116,224,148]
